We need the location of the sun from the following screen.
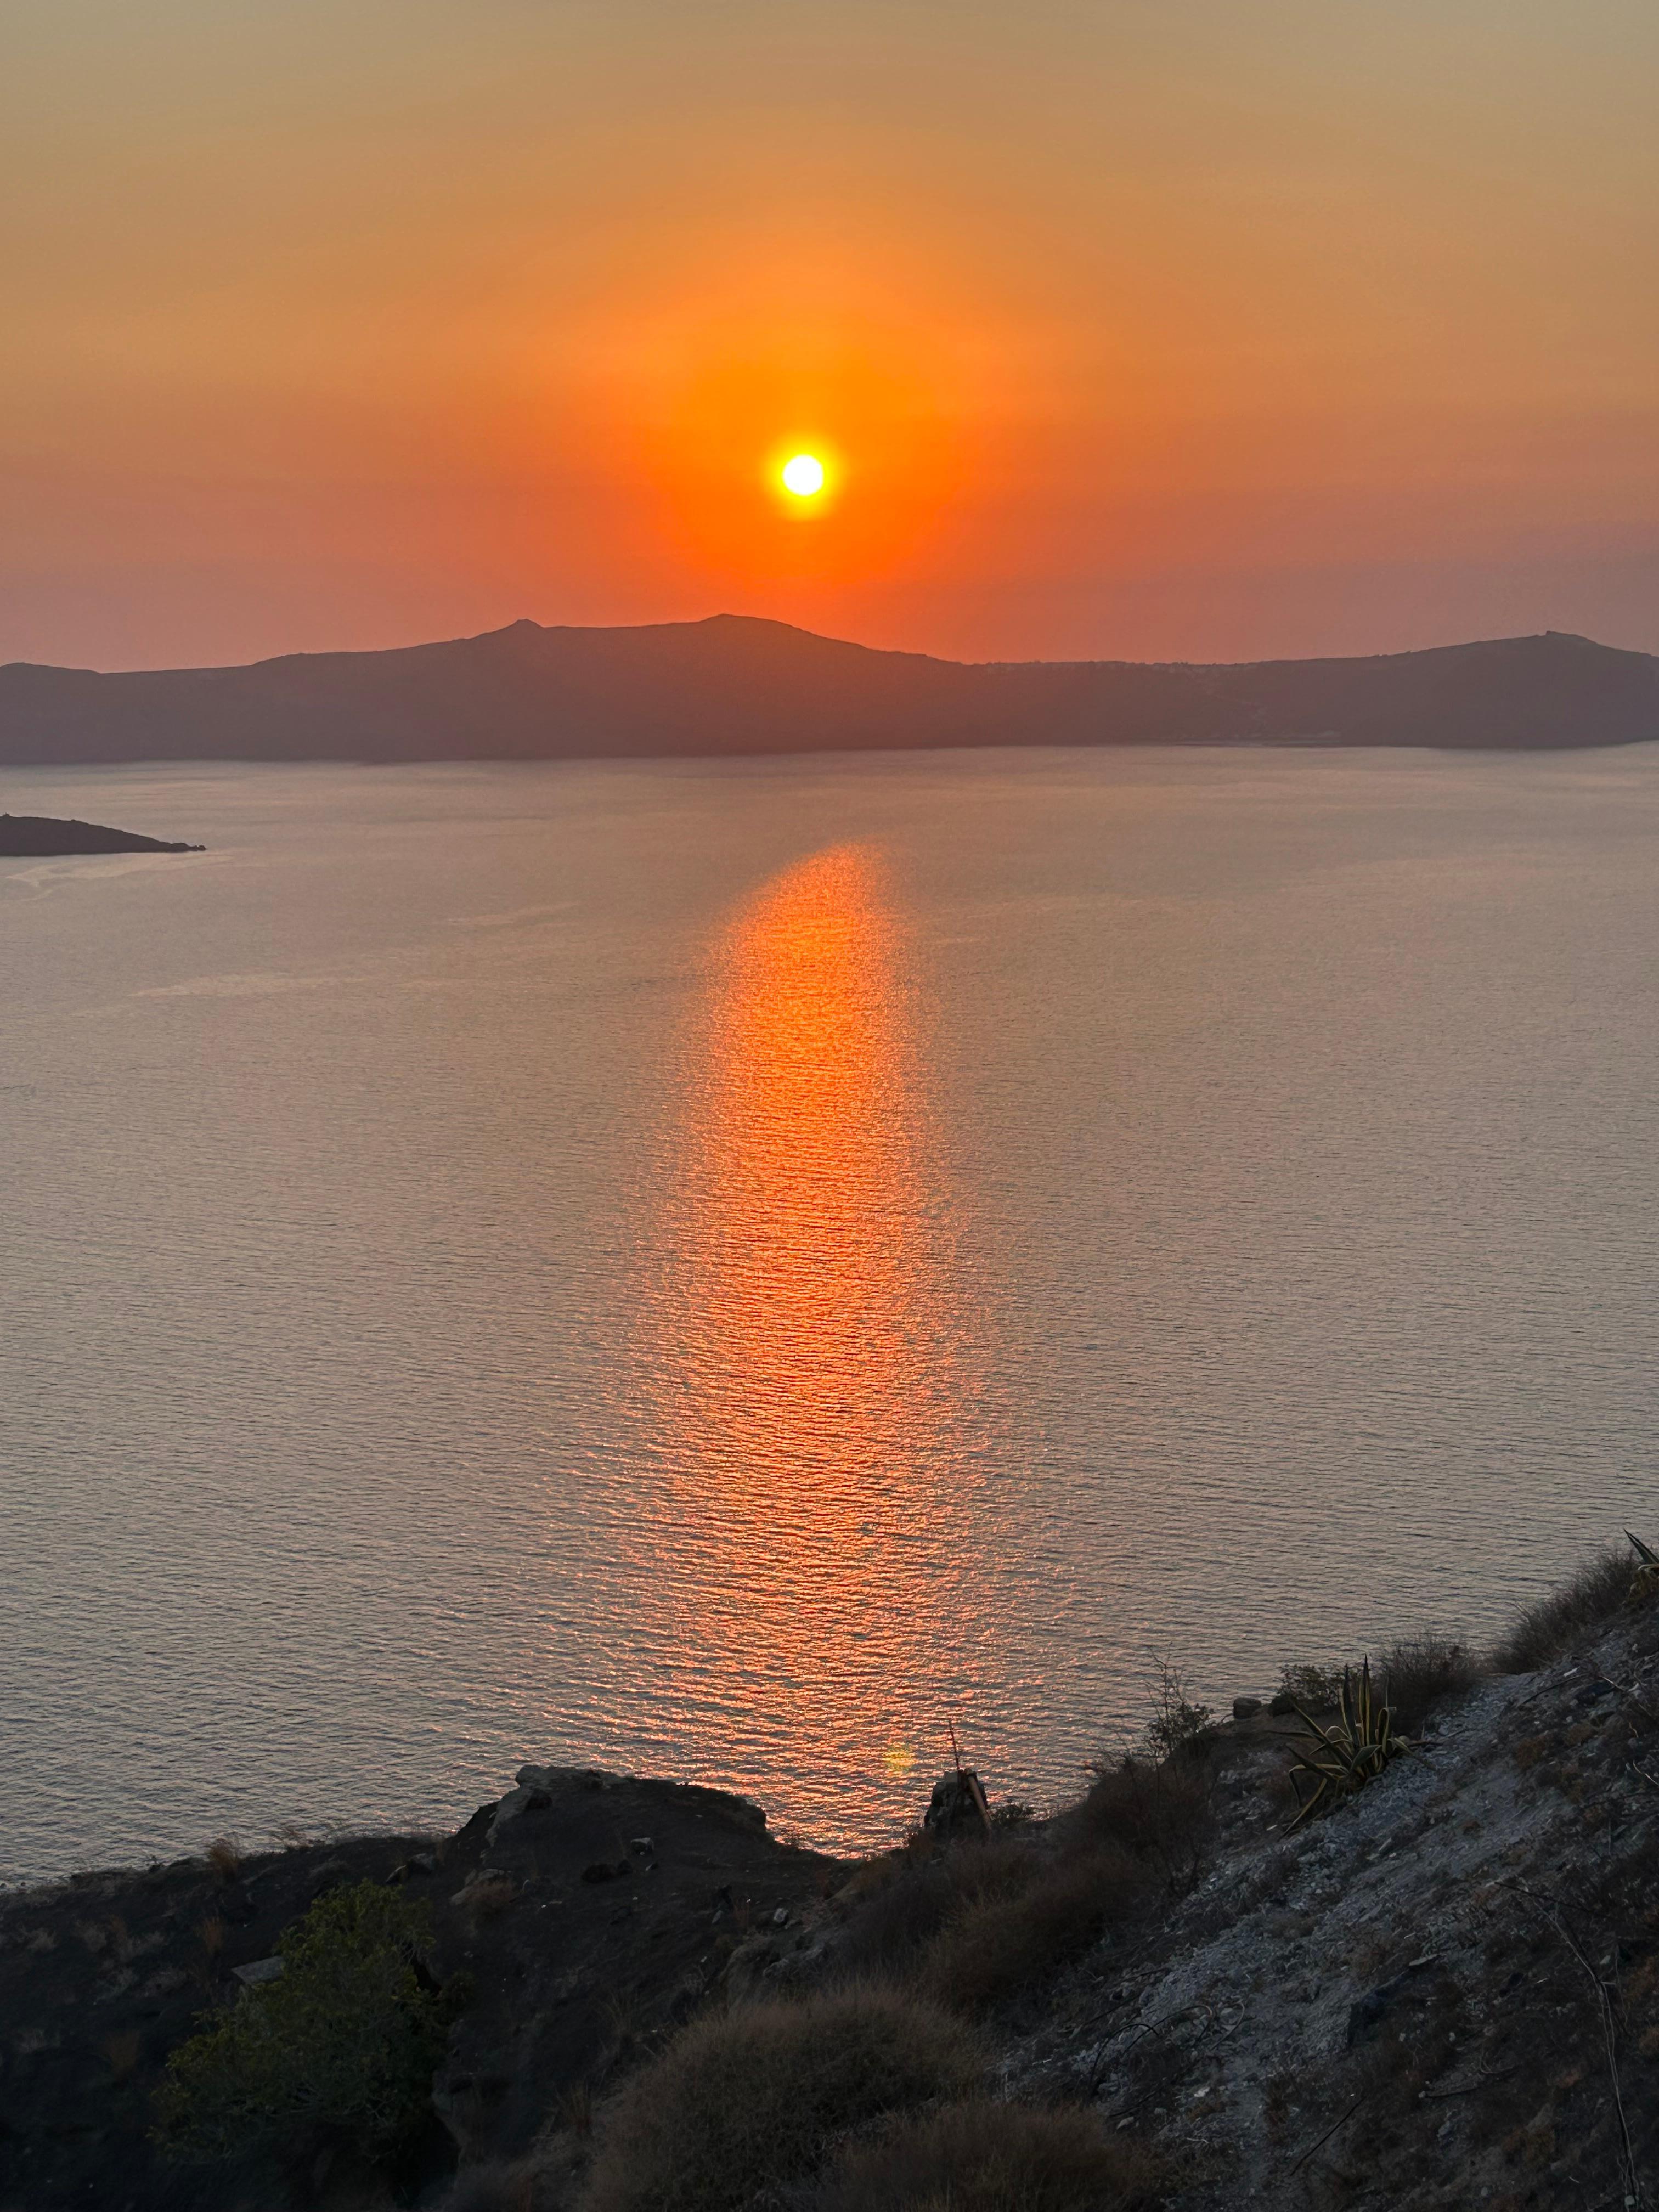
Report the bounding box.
[780,453,826,498]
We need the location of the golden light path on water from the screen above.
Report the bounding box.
[642,845,1013,1838]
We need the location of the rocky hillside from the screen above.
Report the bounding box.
[2,1551,1656,2211]
[0,1776,834,2210]
[1003,1626,1659,2208]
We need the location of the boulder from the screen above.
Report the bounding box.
[230,1957,285,1988]
[487,1782,552,1841]
[923,1769,991,1838]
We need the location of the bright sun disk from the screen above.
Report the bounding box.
[781,453,826,497]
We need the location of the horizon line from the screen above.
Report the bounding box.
[0,612,1634,683]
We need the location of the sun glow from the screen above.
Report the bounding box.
[780,452,826,498]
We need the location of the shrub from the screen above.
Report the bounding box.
[1493,1549,1635,1674]
[1276,1661,1347,1713]
[205,1836,243,1883]
[443,2147,580,2212]
[579,1989,979,2212]
[919,1848,1144,2011]
[835,1833,1041,1983]
[155,1880,454,2163]
[443,2162,537,2212]
[810,2099,1167,2211]
[1071,1752,1214,1895]
[1375,1633,1481,1734]
[1139,1658,1212,1760]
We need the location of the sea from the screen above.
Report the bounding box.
[3,745,1656,1881]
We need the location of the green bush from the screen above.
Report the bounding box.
[811,2099,1167,2211]
[579,1988,980,2212]
[155,1880,454,2163]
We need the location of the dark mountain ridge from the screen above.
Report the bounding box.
[2,614,1655,765]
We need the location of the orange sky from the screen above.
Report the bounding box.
[4,0,1658,669]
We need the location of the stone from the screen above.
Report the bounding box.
[923,1768,991,1838]
[451,1871,517,1915]
[723,1933,780,1997]
[386,1852,438,1886]
[1346,1973,1412,2047]
[487,1784,552,1841]
[1233,1696,1264,1720]
[232,1957,285,1987]
[306,1857,352,1899]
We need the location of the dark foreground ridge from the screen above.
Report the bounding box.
[0,812,205,856]
[3,617,1657,765]
[4,1543,1659,2210]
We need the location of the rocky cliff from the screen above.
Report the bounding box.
[3,1554,1656,2211]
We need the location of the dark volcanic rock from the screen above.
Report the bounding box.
[0,812,204,856]
[0,1770,836,2211]
[922,1767,992,1838]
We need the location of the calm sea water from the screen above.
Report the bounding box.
[3,748,1656,1880]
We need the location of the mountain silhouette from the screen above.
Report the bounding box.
[2,616,1654,764]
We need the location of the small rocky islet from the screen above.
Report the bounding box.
[0,812,204,856]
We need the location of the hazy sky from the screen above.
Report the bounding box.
[5,0,1657,668]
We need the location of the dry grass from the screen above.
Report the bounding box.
[1493,1549,1634,1674]
[835,1747,1216,2017]
[556,2081,594,2138]
[579,1988,980,2212]
[1069,1750,1214,1895]
[919,1847,1146,2012]
[443,2146,582,2212]
[1376,1633,1482,1734]
[810,2100,1168,2211]
[1276,1661,1347,1713]
[444,2168,538,2212]
[452,1870,518,1922]
[204,1836,243,1883]
[835,1832,1043,1983]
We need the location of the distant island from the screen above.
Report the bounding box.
[2,616,1656,766]
[0,812,205,856]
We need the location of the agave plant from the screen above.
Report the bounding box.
[1627,1531,1659,1606]
[1285,1657,1409,1827]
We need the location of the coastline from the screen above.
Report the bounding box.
[6,1549,1659,2210]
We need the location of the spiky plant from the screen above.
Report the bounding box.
[1625,1531,1659,1607]
[1285,1657,1408,1827]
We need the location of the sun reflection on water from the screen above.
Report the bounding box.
[647,844,995,1837]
